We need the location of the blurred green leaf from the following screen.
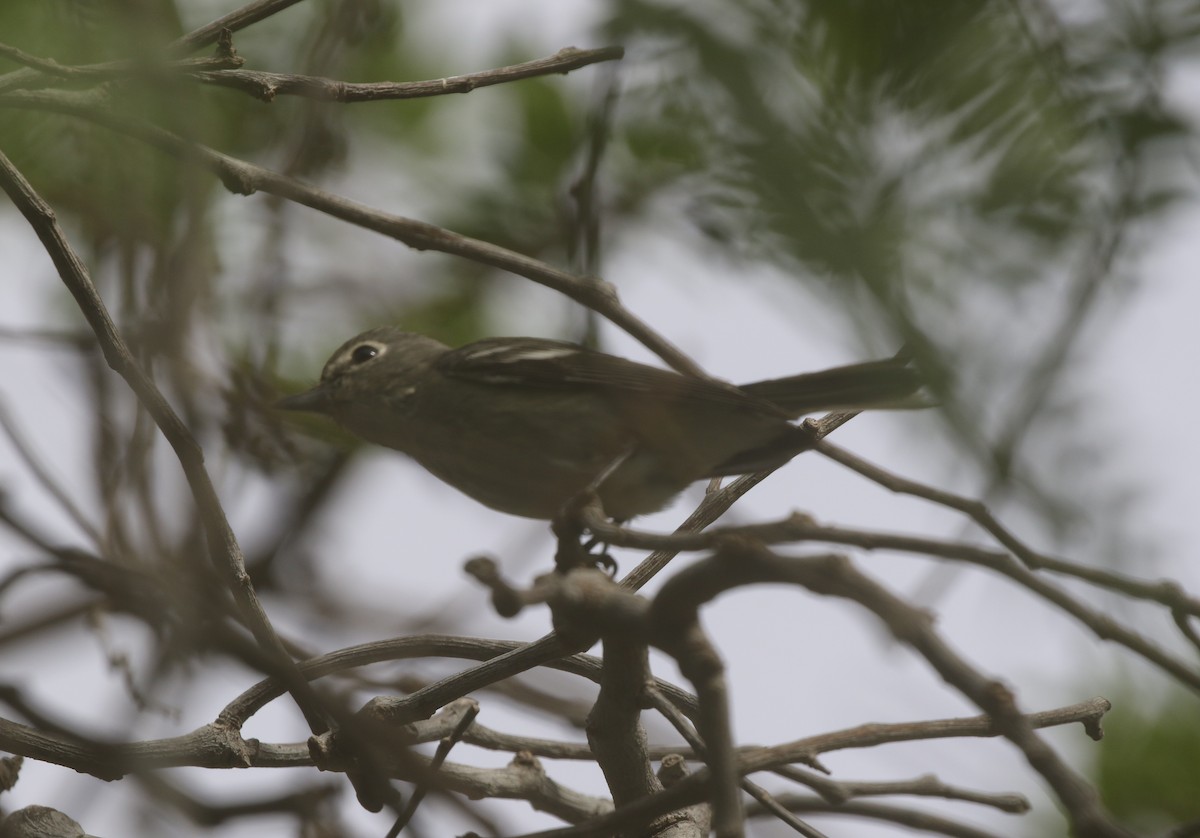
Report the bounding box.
[1093,688,1200,832]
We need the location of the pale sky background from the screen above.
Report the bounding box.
[1,2,1198,837]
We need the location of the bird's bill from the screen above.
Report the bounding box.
[275,385,332,413]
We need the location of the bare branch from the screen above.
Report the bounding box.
[586,503,1200,695]
[749,796,1012,838]
[192,46,625,102]
[617,409,868,592]
[658,545,1132,838]
[0,42,243,95]
[468,565,746,837]
[775,767,1029,813]
[817,439,1200,615]
[0,401,104,549]
[645,688,829,838]
[0,88,707,378]
[386,700,480,837]
[170,0,310,54]
[0,148,417,812]
[754,697,1111,766]
[585,625,661,810]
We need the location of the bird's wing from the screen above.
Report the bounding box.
[437,338,786,416]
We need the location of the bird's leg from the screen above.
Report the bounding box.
[552,493,593,573]
[553,491,617,575]
[553,445,635,574]
[580,534,618,576]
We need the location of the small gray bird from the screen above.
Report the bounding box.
[278,327,921,520]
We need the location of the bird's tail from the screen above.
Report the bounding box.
[739,359,926,418]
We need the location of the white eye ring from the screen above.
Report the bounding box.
[350,343,381,365]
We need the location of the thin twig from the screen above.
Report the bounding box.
[0,400,105,549]
[0,45,243,95]
[818,439,1200,613]
[191,46,625,102]
[672,546,1133,838]
[773,766,1029,813]
[386,702,480,837]
[0,149,405,792]
[645,687,830,838]
[170,0,310,54]
[747,796,1011,838]
[594,501,1200,694]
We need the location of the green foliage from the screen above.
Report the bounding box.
[435,71,579,257]
[603,2,1101,296]
[1092,687,1200,832]
[387,282,495,347]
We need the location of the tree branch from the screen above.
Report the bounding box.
[0,87,707,378]
[191,46,625,102]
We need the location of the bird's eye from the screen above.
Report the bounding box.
[350,344,379,365]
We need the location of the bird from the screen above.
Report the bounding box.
[277,327,922,521]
